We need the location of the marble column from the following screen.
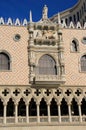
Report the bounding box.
[58,103,61,123]
[47,103,51,123]
[78,104,82,123]
[15,103,18,123]
[68,103,72,122]
[37,103,40,123]
[3,103,7,124]
[26,103,29,123]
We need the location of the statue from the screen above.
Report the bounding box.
[42,5,48,20]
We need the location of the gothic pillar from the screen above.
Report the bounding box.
[78,103,82,123]
[26,103,29,123]
[15,103,18,123]
[58,103,61,123]
[37,103,40,123]
[47,103,51,123]
[68,103,72,122]
[3,103,7,124]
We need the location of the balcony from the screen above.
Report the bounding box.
[34,75,65,85]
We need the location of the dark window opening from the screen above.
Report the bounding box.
[40,98,47,116]
[7,98,14,117]
[61,98,68,116]
[0,99,3,117]
[50,98,58,116]
[71,98,79,116]
[29,98,37,116]
[81,98,86,115]
[18,98,26,116]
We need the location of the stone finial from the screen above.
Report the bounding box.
[15,18,20,26]
[23,19,27,26]
[42,5,48,20]
[30,10,32,22]
[58,12,61,24]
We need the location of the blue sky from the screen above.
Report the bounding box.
[0,0,78,22]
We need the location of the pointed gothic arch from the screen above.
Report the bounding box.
[7,98,15,117]
[29,98,37,116]
[50,98,58,116]
[71,98,79,116]
[40,98,47,116]
[61,98,68,116]
[18,98,26,116]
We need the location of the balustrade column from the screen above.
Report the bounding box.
[15,103,18,123]
[26,103,29,123]
[3,103,7,124]
[68,103,72,122]
[58,103,61,123]
[78,104,82,123]
[37,103,40,123]
[47,103,51,123]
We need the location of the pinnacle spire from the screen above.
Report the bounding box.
[58,12,61,24]
[30,10,32,22]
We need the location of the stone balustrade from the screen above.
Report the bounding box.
[0,116,85,125]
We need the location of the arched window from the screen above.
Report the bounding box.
[0,52,10,70]
[37,55,57,75]
[71,40,79,52]
[81,55,86,71]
